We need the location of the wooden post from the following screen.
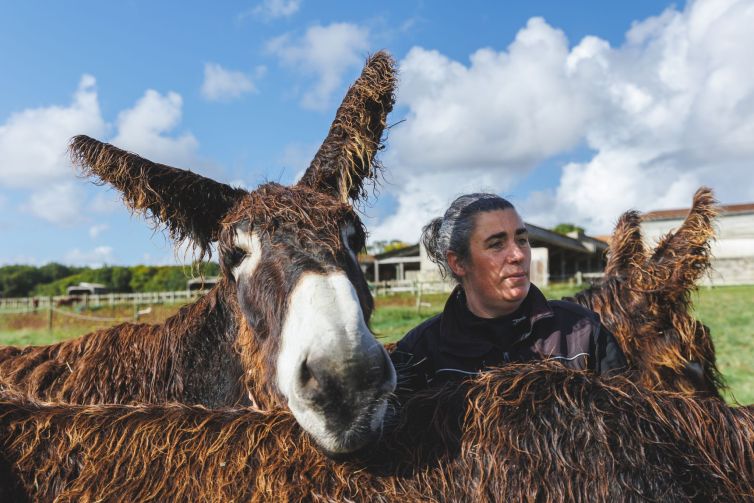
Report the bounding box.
[134,303,139,322]
[415,282,423,315]
[47,296,53,333]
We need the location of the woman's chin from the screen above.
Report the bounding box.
[503,281,530,302]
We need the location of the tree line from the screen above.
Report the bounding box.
[0,263,220,298]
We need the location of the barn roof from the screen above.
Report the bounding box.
[643,202,754,222]
[366,225,607,259]
[525,223,608,255]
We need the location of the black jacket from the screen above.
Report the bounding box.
[392,285,627,389]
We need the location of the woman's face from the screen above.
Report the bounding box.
[449,209,531,318]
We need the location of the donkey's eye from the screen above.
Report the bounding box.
[230,230,262,280]
[228,246,247,266]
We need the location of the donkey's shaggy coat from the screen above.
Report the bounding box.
[0,363,752,502]
[570,187,724,397]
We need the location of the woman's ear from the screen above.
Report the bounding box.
[447,251,466,279]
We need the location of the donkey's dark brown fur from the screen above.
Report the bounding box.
[0,283,246,406]
[0,52,396,409]
[1,363,752,502]
[569,187,724,397]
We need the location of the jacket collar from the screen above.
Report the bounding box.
[438,284,555,358]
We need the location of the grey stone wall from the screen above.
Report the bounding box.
[704,257,754,286]
[642,212,754,286]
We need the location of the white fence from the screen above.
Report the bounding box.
[0,290,208,314]
[369,280,454,297]
[0,280,458,314]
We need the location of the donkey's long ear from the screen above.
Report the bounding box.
[70,135,247,258]
[643,187,718,292]
[298,51,396,203]
[604,210,647,278]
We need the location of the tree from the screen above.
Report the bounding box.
[129,265,158,293]
[383,240,410,253]
[110,266,133,292]
[0,266,40,297]
[143,267,189,292]
[553,223,585,236]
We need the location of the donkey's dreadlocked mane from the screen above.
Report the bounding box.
[1,363,753,501]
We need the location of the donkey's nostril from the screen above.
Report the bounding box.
[299,359,321,394]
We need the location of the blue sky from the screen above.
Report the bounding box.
[1,0,752,266]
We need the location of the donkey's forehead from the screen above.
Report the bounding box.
[223,183,360,231]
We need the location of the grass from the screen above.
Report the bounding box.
[1,283,751,404]
[693,285,754,404]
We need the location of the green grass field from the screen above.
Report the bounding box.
[1,284,752,403]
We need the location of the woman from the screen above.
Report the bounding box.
[393,193,626,389]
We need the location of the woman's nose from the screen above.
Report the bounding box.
[509,244,525,263]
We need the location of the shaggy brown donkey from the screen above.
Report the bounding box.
[0,363,752,502]
[0,52,398,455]
[569,187,724,397]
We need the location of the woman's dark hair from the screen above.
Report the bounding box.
[422,193,514,281]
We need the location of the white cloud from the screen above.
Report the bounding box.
[370,169,509,243]
[88,223,109,239]
[22,182,84,225]
[111,89,199,168]
[266,22,370,110]
[537,0,754,231]
[65,246,115,267]
[0,75,107,188]
[201,63,257,102]
[246,0,301,20]
[393,19,594,176]
[376,0,754,240]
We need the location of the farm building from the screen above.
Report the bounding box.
[641,201,754,286]
[186,277,219,292]
[66,282,108,296]
[361,223,608,287]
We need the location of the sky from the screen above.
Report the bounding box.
[1,0,752,266]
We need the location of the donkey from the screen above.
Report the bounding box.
[568,187,724,397]
[0,362,752,502]
[0,52,398,455]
